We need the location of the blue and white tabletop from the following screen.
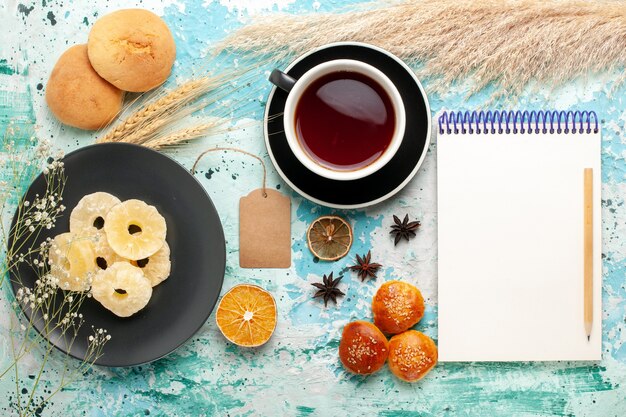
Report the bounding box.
[1,1,625,415]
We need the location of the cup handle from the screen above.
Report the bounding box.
[269,69,297,92]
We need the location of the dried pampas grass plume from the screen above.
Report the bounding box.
[216,0,626,98]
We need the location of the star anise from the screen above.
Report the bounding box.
[311,272,345,307]
[349,250,382,281]
[390,214,421,245]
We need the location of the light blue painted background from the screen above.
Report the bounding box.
[1,0,625,416]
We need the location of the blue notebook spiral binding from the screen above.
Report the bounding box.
[438,110,599,135]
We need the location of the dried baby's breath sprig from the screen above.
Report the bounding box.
[1,126,110,416]
[216,0,626,100]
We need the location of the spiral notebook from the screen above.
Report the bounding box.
[437,110,602,361]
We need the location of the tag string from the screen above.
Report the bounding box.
[191,147,267,197]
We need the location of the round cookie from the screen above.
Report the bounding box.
[338,321,389,375]
[372,280,425,334]
[387,330,438,382]
[88,9,176,92]
[46,44,123,130]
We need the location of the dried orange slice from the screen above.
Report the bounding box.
[216,284,277,347]
[307,215,353,261]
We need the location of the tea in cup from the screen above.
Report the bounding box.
[269,59,405,181]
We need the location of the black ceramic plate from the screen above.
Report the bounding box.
[9,143,225,367]
[264,42,431,208]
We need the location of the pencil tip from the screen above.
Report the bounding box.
[587,335,590,341]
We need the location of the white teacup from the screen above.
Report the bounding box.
[269,59,406,181]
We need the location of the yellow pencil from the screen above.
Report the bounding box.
[584,168,593,341]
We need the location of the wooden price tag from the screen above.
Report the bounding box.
[239,188,291,268]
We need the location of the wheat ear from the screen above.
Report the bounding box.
[142,122,222,149]
[97,77,220,144]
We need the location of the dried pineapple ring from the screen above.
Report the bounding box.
[104,199,167,260]
[92,262,152,317]
[49,232,97,292]
[131,241,171,287]
[69,192,121,234]
[92,232,125,271]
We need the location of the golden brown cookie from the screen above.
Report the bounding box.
[88,9,176,92]
[46,44,123,130]
[372,280,425,334]
[388,330,437,382]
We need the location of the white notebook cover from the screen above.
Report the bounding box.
[437,117,602,361]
